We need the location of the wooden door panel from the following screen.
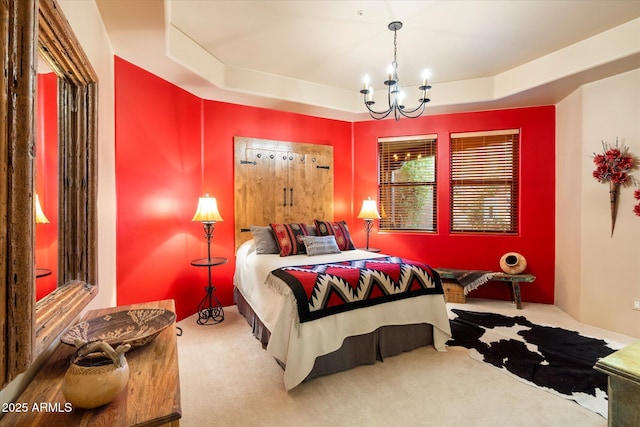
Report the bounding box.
[234,137,334,249]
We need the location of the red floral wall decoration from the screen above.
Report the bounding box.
[592,138,634,235]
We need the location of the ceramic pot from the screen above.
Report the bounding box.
[62,340,131,409]
[499,252,527,275]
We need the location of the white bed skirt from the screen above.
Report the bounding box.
[235,287,436,382]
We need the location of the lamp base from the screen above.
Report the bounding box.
[197,285,224,325]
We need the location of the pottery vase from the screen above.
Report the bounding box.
[499,252,527,275]
[62,340,131,409]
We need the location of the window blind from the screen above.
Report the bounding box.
[378,137,437,232]
[450,131,519,234]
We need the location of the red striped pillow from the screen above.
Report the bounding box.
[270,223,309,256]
[314,220,355,251]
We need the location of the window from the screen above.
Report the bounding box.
[449,130,519,234]
[378,136,437,232]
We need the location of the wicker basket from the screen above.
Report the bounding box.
[442,281,466,303]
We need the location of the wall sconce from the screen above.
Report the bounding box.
[357,197,381,251]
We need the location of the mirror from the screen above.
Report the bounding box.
[1,0,98,385]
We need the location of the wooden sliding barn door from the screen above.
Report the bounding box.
[234,137,333,248]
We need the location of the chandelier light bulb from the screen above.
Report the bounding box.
[421,70,431,87]
[386,64,395,83]
[398,90,406,107]
[362,74,370,91]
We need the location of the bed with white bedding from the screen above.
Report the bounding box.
[234,238,452,390]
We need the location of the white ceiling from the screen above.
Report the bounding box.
[95,0,640,121]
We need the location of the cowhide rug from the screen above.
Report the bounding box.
[447,309,624,418]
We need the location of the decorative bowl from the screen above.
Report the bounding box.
[61,308,176,348]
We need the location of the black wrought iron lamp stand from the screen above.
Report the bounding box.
[191,222,227,325]
[363,218,374,251]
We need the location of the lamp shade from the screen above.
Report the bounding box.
[357,198,381,220]
[35,194,50,224]
[192,194,223,223]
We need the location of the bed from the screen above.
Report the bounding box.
[233,229,452,390]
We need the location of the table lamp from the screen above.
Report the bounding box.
[357,197,381,251]
[192,193,223,260]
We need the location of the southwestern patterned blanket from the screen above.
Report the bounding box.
[270,257,443,323]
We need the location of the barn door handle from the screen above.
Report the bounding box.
[290,188,293,207]
[283,188,287,206]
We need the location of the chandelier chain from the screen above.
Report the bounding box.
[393,27,398,71]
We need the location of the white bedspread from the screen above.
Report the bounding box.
[234,239,452,390]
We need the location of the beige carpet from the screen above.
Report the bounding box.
[176,299,636,427]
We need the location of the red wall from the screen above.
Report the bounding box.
[115,57,353,320]
[352,107,556,304]
[115,57,556,320]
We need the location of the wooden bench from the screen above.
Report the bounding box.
[434,268,536,309]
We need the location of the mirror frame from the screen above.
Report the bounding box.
[1,0,98,385]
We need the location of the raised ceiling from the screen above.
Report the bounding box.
[95,0,640,121]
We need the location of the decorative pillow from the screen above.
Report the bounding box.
[302,235,341,256]
[314,220,355,251]
[249,225,279,254]
[270,223,309,257]
[305,224,318,236]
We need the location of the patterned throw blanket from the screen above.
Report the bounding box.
[270,257,443,323]
[451,269,496,295]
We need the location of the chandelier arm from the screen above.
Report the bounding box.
[398,102,427,119]
[399,100,428,115]
[362,93,394,120]
[366,105,394,120]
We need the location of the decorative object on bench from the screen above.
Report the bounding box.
[499,252,527,274]
[448,309,625,418]
[61,308,176,348]
[436,268,535,308]
[62,339,131,409]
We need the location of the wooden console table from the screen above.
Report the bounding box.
[435,268,536,309]
[595,340,640,426]
[0,300,181,427]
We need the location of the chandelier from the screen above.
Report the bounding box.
[360,21,431,121]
